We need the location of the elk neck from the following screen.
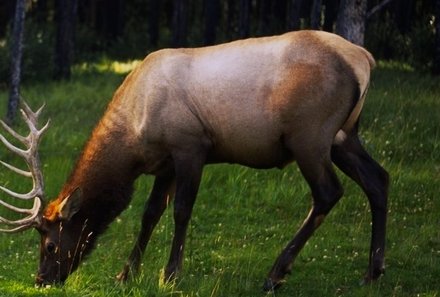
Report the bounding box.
[51,105,145,235]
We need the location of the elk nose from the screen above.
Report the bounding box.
[35,273,65,287]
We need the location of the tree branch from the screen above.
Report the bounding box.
[367,0,395,19]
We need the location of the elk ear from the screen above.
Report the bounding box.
[58,188,83,221]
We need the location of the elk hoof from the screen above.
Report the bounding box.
[116,265,131,282]
[262,278,284,292]
[361,267,385,285]
[164,268,178,283]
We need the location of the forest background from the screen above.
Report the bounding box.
[0,0,439,88]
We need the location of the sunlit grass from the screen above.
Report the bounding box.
[73,58,141,75]
[0,60,439,296]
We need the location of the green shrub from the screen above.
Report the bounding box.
[366,12,435,71]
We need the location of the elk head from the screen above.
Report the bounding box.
[0,102,91,285]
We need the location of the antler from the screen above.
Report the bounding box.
[0,101,49,233]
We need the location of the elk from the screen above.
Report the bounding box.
[0,30,389,290]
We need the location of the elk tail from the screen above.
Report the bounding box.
[334,46,375,145]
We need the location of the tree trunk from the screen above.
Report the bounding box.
[336,0,367,46]
[433,0,440,75]
[323,0,338,32]
[34,0,48,23]
[6,0,26,125]
[54,0,78,80]
[287,0,302,31]
[226,0,236,39]
[273,0,287,34]
[310,0,322,29]
[203,0,221,45]
[105,0,124,40]
[172,0,188,47]
[148,0,161,47]
[239,0,251,38]
[367,0,397,20]
[258,0,272,36]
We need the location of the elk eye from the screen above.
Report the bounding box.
[46,242,57,254]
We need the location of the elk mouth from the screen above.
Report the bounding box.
[35,272,66,287]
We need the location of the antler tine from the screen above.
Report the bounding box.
[0,120,27,144]
[0,199,41,233]
[21,100,39,124]
[38,119,50,138]
[0,131,27,158]
[0,160,32,177]
[0,224,32,233]
[0,101,49,233]
[0,196,41,215]
[35,103,46,119]
[20,101,48,133]
[19,105,51,150]
[21,100,44,114]
[0,185,42,200]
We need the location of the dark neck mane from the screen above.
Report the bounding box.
[58,116,142,235]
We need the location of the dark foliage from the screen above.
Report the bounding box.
[0,0,438,86]
[433,0,440,75]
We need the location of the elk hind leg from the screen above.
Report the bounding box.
[331,131,389,283]
[264,151,344,291]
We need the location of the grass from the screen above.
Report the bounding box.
[0,60,439,296]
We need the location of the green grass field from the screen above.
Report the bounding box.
[0,61,439,297]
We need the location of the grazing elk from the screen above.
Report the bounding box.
[0,31,388,290]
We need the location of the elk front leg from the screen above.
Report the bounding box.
[264,160,344,291]
[116,174,175,282]
[164,149,205,282]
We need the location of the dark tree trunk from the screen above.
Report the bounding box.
[258,0,272,36]
[239,0,251,38]
[6,0,26,125]
[54,0,78,80]
[273,0,287,34]
[86,0,123,45]
[323,0,339,32]
[77,0,91,26]
[310,0,322,29]
[367,0,397,20]
[34,0,48,23]
[336,0,367,46]
[226,0,236,39]
[172,0,188,47]
[287,0,303,31]
[203,0,221,45]
[299,0,313,27]
[148,0,161,47]
[433,0,440,75]
[105,0,124,40]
